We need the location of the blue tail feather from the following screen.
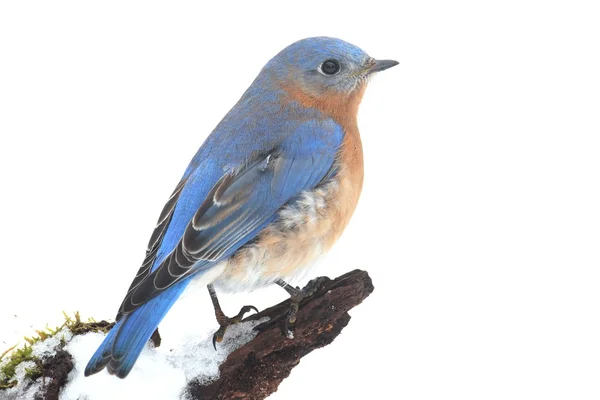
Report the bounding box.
[84,277,192,378]
[84,320,121,376]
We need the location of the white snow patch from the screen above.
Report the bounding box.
[61,332,186,400]
[1,318,267,400]
[169,317,268,385]
[1,361,39,400]
[31,328,73,359]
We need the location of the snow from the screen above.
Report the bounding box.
[1,319,266,400]
[166,318,266,385]
[31,329,73,359]
[1,361,38,400]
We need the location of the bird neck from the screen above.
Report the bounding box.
[279,82,366,131]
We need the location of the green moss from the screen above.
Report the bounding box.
[0,312,114,390]
[0,345,34,389]
[62,311,114,335]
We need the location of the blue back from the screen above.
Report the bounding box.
[154,74,342,270]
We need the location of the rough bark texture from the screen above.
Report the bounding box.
[186,269,374,400]
[11,269,373,400]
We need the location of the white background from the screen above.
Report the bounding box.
[1,1,599,399]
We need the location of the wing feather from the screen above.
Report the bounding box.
[117,150,336,316]
[115,179,186,321]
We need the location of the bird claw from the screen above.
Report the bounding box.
[283,277,327,333]
[212,327,226,350]
[211,304,259,350]
[254,277,327,337]
[237,305,259,319]
[301,277,328,298]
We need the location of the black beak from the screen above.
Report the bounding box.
[368,59,399,74]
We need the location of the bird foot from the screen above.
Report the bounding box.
[255,276,328,336]
[212,305,258,350]
[284,277,327,332]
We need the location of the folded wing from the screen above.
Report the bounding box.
[117,145,340,317]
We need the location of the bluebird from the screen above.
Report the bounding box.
[84,37,398,378]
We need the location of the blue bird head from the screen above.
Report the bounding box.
[263,37,398,101]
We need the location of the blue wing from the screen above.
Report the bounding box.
[85,118,343,378]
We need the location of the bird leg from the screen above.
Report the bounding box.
[208,284,258,350]
[259,276,328,337]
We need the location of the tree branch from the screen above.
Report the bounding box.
[186,269,374,400]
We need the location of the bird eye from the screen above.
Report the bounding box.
[319,59,341,76]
